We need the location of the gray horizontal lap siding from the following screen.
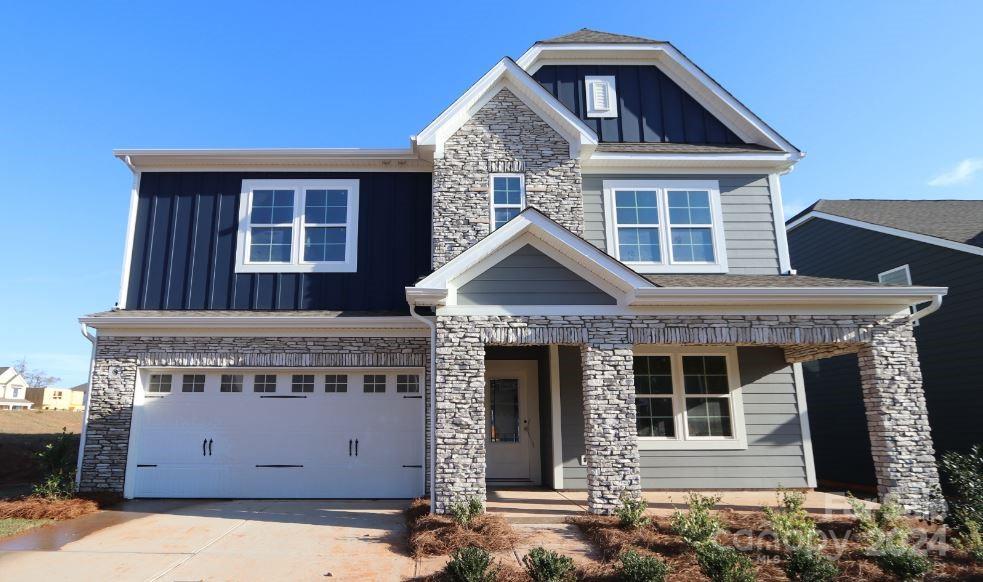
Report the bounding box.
[582,175,780,275]
[457,245,616,305]
[559,346,807,490]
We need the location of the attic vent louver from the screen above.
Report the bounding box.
[585,75,617,118]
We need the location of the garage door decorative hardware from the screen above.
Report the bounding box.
[349,439,359,456]
[255,464,304,468]
[136,464,157,468]
[403,395,422,399]
[402,465,422,468]
[202,438,213,456]
[260,395,307,399]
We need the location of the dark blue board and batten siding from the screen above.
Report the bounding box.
[125,172,432,312]
[533,65,744,144]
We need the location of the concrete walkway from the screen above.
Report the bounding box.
[0,499,419,581]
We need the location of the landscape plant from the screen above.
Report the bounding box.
[522,546,575,582]
[615,492,650,530]
[619,548,670,582]
[694,541,756,582]
[450,497,484,527]
[32,428,76,499]
[951,519,983,564]
[848,495,932,580]
[445,545,497,582]
[763,490,838,581]
[670,493,722,545]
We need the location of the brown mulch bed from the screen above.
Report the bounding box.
[570,510,983,581]
[405,498,519,558]
[0,496,99,520]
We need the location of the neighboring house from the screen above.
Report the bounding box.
[25,385,86,411]
[0,367,34,410]
[787,199,983,491]
[77,29,946,516]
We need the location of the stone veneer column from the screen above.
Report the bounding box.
[78,353,137,493]
[857,321,945,516]
[581,328,641,514]
[432,318,487,513]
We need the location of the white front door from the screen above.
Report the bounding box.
[126,369,425,499]
[485,360,540,485]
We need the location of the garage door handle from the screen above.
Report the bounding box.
[202,438,207,456]
[355,439,359,457]
[349,439,352,456]
[208,439,213,456]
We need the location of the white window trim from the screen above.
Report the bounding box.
[603,179,728,273]
[879,264,918,325]
[235,179,359,273]
[585,75,618,118]
[633,346,748,450]
[489,173,525,232]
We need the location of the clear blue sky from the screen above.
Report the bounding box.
[2,1,981,386]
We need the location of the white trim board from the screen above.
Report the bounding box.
[786,211,983,258]
[548,345,564,490]
[116,171,142,308]
[767,173,793,274]
[792,363,817,488]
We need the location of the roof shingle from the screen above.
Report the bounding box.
[539,29,663,45]
[645,274,891,288]
[796,200,983,248]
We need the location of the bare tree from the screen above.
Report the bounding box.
[13,358,61,388]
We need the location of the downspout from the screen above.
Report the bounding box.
[409,301,437,514]
[75,323,98,489]
[909,294,944,324]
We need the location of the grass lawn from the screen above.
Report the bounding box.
[0,517,52,538]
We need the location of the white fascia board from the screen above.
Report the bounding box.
[78,314,427,332]
[786,211,983,258]
[516,43,803,158]
[113,147,429,172]
[412,209,652,297]
[415,58,597,158]
[631,286,948,307]
[583,151,795,171]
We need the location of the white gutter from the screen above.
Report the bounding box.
[910,294,944,324]
[408,302,437,514]
[78,314,427,330]
[75,324,97,490]
[631,286,947,306]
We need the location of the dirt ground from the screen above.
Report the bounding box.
[0,411,82,488]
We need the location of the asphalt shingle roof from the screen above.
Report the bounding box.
[595,143,781,154]
[539,29,663,45]
[797,200,983,247]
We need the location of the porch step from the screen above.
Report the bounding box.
[486,488,586,524]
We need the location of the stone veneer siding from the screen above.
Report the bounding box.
[431,88,583,268]
[79,335,430,494]
[432,314,943,516]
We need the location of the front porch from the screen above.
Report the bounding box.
[432,313,945,517]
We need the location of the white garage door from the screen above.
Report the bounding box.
[126,369,425,499]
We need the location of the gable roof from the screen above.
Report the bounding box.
[415,57,598,158]
[787,200,983,256]
[539,28,664,44]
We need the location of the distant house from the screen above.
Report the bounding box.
[0,367,34,410]
[787,199,983,491]
[25,384,86,412]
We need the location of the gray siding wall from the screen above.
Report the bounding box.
[582,174,780,275]
[558,346,808,490]
[457,245,616,305]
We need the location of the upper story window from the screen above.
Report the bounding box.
[236,179,359,273]
[490,174,524,231]
[603,180,728,273]
[585,75,617,118]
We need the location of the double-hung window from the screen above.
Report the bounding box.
[632,348,746,450]
[236,179,359,273]
[490,174,524,231]
[604,180,727,273]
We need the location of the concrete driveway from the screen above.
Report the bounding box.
[0,499,419,581]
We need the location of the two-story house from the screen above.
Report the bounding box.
[78,29,947,516]
[0,367,33,410]
[787,200,983,492]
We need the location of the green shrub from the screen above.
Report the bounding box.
[32,429,76,499]
[522,546,575,582]
[449,497,484,527]
[670,493,722,545]
[445,545,496,582]
[694,541,756,582]
[764,491,839,581]
[783,547,839,582]
[616,492,650,530]
[619,549,670,582]
[952,520,983,564]
[940,445,983,532]
[875,545,932,581]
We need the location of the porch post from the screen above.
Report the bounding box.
[857,320,945,516]
[581,328,641,514]
[432,317,486,514]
